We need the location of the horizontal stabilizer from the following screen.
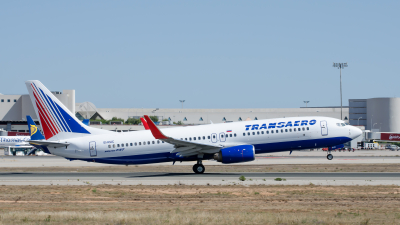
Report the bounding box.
[29,140,69,148]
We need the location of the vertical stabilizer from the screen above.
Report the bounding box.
[25,80,110,140]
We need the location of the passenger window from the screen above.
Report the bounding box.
[208,136,210,139]
[213,135,216,139]
[285,129,287,132]
[117,144,120,147]
[143,142,146,145]
[289,129,292,132]
[152,141,155,144]
[302,127,305,131]
[198,137,201,140]
[130,143,132,146]
[121,144,124,147]
[261,131,264,134]
[139,142,141,145]
[234,133,236,137]
[194,137,196,140]
[162,141,164,143]
[271,130,274,134]
[113,144,115,148]
[203,136,205,140]
[267,131,269,134]
[252,132,255,135]
[108,145,111,148]
[221,134,224,138]
[157,140,160,144]
[185,138,187,141]
[148,141,150,145]
[126,143,128,146]
[294,128,296,131]
[341,123,345,126]
[281,129,283,133]
[243,133,246,136]
[307,127,309,130]
[257,131,260,135]
[230,134,232,137]
[189,137,192,141]
[225,135,228,139]
[135,142,137,146]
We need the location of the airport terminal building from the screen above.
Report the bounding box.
[1,90,399,135]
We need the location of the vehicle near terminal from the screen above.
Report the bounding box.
[25,80,362,173]
[4,146,35,156]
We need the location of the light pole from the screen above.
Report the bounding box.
[358,117,362,126]
[373,123,377,130]
[179,100,185,110]
[303,101,310,107]
[333,62,348,120]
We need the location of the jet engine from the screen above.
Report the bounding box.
[214,145,255,164]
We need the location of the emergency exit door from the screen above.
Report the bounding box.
[89,141,97,157]
[320,121,328,136]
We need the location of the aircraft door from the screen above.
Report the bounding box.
[320,121,328,136]
[219,133,226,142]
[211,133,218,143]
[89,141,97,157]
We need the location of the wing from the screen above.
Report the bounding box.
[144,115,221,157]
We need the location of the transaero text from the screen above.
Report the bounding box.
[245,119,317,130]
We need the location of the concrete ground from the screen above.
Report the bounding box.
[0,150,398,186]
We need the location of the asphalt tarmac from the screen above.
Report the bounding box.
[0,172,399,186]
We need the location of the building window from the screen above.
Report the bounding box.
[183,117,187,121]
[168,117,171,121]
[14,99,16,102]
[254,117,258,120]
[222,117,226,121]
[238,117,242,121]
[199,117,203,121]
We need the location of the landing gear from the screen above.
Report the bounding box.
[327,153,333,160]
[193,159,205,174]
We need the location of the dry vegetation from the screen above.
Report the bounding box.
[0,185,399,224]
[1,163,400,173]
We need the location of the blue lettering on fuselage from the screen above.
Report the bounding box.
[245,119,317,130]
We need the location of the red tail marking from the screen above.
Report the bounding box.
[144,115,168,139]
[140,117,150,130]
[32,85,58,139]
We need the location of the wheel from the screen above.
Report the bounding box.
[327,154,333,160]
[193,164,205,174]
[192,164,198,173]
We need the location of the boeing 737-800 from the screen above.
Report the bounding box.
[26,80,362,174]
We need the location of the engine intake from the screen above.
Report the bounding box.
[214,145,255,164]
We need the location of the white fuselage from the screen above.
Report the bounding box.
[47,116,362,165]
[0,136,31,147]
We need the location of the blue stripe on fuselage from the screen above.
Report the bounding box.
[68,136,352,165]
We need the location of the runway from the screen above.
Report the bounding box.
[0,172,399,186]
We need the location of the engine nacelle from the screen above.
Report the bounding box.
[214,145,255,164]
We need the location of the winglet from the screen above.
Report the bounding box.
[140,117,150,130]
[144,115,168,139]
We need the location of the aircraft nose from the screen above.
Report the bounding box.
[351,126,362,139]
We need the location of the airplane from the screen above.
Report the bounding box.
[26,115,51,154]
[26,80,362,174]
[0,135,30,148]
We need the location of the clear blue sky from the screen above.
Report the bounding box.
[1,1,399,109]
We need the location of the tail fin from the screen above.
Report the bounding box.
[25,80,110,140]
[26,115,45,140]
